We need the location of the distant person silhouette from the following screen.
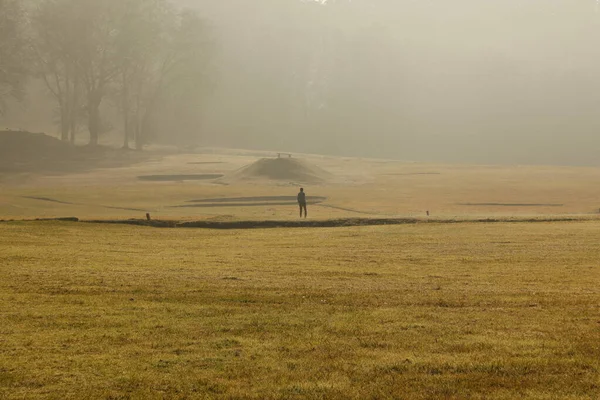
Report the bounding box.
[297,188,307,218]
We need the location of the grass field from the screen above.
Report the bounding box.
[2,150,600,221]
[1,220,599,399]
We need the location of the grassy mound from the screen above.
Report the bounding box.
[230,157,331,183]
[0,131,75,172]
[0,130,159,174]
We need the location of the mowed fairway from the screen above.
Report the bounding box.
[1,221,599,399]
[4,150,600,221]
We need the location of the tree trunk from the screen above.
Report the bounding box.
[136,109,150,151]
[137,96,159,151]
[88,105,100,146]
[62,73,71,142]
[135,119,143,150]
[69,78,79,145]
[87,90,102,146]
[132,115,140,151]
[133,94,142,150]
[123,115,130,149]
[69,116,76,145]
[122,73,131,149]
[60,106,69,142]
[137,111,152,151]
[69,94,77,145]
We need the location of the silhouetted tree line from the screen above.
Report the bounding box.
[1,0,212,149]
[1,0,429,153]
[0,0,30,115]
[5,0,599,164]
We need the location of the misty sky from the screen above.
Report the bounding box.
[188,0,600,165]
[5,0,600,166]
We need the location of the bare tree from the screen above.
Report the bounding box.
[112,0,171,149]
[32,0,81,142]
[73,0,121,146]
[32,0,213,148]
[113,5,214,150]
[0,0,29,115]
[34,0,134,146]
[139,9,214,149]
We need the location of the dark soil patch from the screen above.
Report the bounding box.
[5,216,588,228]
[76,217,584,230]
[0,217,80,223]
[83,218,418,229]
[84,219,178,228]
[35,217,80,222]
[177,218,416,229]
[138,174,223,182]
[459,203,564,207]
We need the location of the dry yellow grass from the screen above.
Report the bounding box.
[1,221,599,399]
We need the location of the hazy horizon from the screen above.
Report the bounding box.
[3,0,600,166]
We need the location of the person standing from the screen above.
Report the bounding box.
[297,188,307,218]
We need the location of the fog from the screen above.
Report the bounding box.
[4,0,600,165]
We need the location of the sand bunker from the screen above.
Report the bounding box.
[138,174,223,182]
[384,172,441,176]
[188,196,327,203]
[228,158,331,183]
[176,195,327,208]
